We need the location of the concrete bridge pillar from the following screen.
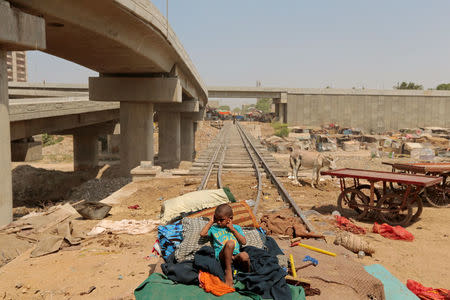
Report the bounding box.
[89,76,182,176]
[120,102,154,175]
[0,3,45,226]
[155,100,200,168]
[279,103,286,124]
[273,93,287,124]
[180,116,195,161]
[0,50,13,226]
[73,130,99,171]
[158,111,181,169]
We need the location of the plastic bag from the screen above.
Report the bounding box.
[372,222,414,241]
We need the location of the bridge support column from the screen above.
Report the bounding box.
[0,3,45,226]
[0,50,13,226]
[279,103,286,124]
[73,130,99,171]
[120,102,154,176]
[89,76,183,175]
[155,100,200,168]
[180,116,195,161]
[158,111,181,169]
[273,93,287,124]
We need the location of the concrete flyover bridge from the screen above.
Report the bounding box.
[209,86,450,132]
[0,0,208,225]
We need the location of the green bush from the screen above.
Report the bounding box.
[42,134,64,147]
[271,122,289,137]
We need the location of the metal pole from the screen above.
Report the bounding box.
[166,0,169,38]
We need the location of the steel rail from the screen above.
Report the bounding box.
[217,143,227,189]
[236,123,262,215]
[197,126,227,190]
[236,122,316,232]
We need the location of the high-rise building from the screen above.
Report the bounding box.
[6,51,27,82]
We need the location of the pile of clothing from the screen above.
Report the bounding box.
[137,215,305,300]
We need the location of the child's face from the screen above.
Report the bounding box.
[214,214,232,228]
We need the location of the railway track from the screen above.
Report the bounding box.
[191,121,315,232]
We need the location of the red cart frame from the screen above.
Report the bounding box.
[321,168,442,226]
[382,162,450,207]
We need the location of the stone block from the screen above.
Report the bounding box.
[130,164,162,182]
[107,134,120,154]
[11,140,42,161]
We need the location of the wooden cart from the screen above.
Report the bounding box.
[321,168,442,226]
[383,162,450,207]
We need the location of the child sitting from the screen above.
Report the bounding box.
[200,203,250,287]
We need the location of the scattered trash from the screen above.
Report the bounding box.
[158,197,164,201]
[331,210,341,217]
[128,204,141,210]
[406,279,449,300]
[357,251,365,259]
[80,286,96,295]
[291,241,336,257]
[335,216,367,234]
[372,223,414,241]
[296,255,319,270]
[245,199,256,207]
[73,201,112,220]
[151,240,161,256]
[118,275,123,280]
[87,219,160,236]
[334,231,375,255]
[302,255,318,265]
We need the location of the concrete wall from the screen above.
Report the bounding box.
[287,90,450,132]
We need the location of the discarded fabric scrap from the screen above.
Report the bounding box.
[335,216,367,234]
[407,279,449,300]
[372,222,414,241]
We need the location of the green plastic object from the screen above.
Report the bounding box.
[223,187,236,203]
[135,273,306,300]
[364,264,419,300]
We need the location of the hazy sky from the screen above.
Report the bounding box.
[27,0,450,108]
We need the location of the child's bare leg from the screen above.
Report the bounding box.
[219,240,235,287]
[234,252,251,272]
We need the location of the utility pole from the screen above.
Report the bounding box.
[166,0,169,37]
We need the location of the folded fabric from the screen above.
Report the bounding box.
[161,253,199,285]
[335,216,367,234]
[372,222,414,241]
[161,189,231,224]
[407,279,449,300]
[237,246,291,300]
[188,202,259,228]
[158,221,183,261]
[163,246,224,284]
[194,246,225,281]
[260,213,323,238]
[199,271,235,296]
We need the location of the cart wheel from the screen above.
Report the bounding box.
[376,194,413,226]
[410,194,423,222]
[337,188,370,220]
[353,185,381,218]
[422,185,449,208]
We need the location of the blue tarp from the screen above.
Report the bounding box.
[364,264,419,300]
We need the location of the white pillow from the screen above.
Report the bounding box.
[160,189,230,224]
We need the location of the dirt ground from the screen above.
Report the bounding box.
[1,121,449,299]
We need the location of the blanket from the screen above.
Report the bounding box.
[135,273,306,300]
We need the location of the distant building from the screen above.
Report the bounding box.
[7,51,27,82]
[208,100,219,109]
